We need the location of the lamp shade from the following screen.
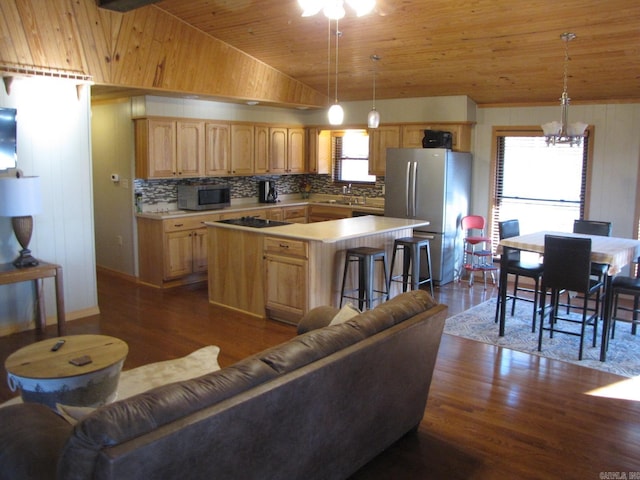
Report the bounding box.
[0,176,42,217]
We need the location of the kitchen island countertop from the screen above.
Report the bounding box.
[204,216,429,243]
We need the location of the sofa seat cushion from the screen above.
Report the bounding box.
[58,357,278,478]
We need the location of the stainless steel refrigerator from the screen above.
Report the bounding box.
[384,148,471,285]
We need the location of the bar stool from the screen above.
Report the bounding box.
[389,237,434,297]
[340,246,389,310]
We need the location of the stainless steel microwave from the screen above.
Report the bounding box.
[177,184,231,211]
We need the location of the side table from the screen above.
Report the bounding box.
[0,261,65,335]
[5,334,128,408]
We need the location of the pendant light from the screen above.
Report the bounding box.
[541,32,588,147]
[328,18,344,125]
[367,54,380,128]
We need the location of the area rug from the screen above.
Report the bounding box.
[444,299,640,378]
[1,345,221,407]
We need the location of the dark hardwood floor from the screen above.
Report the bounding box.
[2,272,639,478]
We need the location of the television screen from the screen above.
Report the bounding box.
[0,107,17,170]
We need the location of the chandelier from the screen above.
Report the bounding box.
[298,0,375,19]
[541,32,588,147]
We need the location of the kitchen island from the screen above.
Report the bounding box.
[205,216,429,324]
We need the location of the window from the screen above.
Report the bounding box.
[332,130,375,183]
[490,127,591,248]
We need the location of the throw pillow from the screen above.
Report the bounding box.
[55,403,96,425]
[297,306,340,334]
[329,304,361,326]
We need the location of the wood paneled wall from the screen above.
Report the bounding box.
[0,0,326,107]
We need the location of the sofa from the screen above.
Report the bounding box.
[0,290,447,480]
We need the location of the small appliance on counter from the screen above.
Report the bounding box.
[258,180,278,203]
[177,184,231,211]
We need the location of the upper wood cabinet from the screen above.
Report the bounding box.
[254,125,270,174]
[230,123,255,175]
[204,122,231,176]
[135,118,204,179]
[306,128,331,174]
[268,127,305,174]
[401,123,473,152]
[368,125,400,176]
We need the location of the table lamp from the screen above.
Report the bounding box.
[0,175,42,267]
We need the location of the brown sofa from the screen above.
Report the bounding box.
[0,290,447,480]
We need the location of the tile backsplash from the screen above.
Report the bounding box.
[134,174,385,208]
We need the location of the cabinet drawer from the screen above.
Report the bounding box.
[283,206,307,221]
[163,215,217,232]
[264,236,308,258]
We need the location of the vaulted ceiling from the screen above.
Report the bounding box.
[146,0,640,106]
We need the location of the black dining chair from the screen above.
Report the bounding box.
[566,219,612,313]
[539,235,605,360]
[494,219,544,332]
[610,257,640,338]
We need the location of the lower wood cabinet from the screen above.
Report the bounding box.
[137,214,218,288]
[264,236,309,324]
[308,205,352,222]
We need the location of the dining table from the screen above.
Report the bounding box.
[497,230,640,361]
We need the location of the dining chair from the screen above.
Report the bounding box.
[539,235,604,360]
[610,257,640,338]
[566,219,612,313]
[461,215,496,288]
[494,219,544,332]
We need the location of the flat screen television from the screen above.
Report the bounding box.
[0,107,17,170]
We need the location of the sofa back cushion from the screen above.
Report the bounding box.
[58,357,278,478]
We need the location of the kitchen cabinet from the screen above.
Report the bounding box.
[401,123,473,152]
[308,205,352,222]
[269,127,306,174]
[264,236,309,323]
[283,205,308,223]
[135,118,204,179]
[137,214,218,288]
[204,122,231,176]
[368,125,400,176]
[230,123,255,175]
[306,128,331,174]
[254,125,270,174]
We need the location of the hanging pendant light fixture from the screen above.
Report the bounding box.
[541,32,588,147]
[298,0,375,19]
[367,54,381,128]
[328,18,344,125]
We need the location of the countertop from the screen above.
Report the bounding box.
[136,196,384,220]
[205,216,429,244]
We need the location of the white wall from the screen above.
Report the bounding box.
[473,103,640,239]
[0,77,98,335]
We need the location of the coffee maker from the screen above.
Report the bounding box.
[258,180,278,203]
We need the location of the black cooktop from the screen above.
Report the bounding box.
[216,216,291,228]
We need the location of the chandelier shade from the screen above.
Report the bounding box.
[326,19,344,125]
[541,32,587,147]
[367,54,380,128]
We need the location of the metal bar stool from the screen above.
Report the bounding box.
[340,246,389,310]
[389,237,434,297]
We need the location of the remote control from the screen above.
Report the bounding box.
[51,340,65,352]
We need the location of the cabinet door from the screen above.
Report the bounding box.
[204,123,231,175]
[176,121,204,177]
[368,126,400,176]
[254,126,269,174]
[148,120,177,178]
[230,124,255,175]
[192,229,208,273]
[265,254,308,317]
[269,127,288,174]
[165,230,194,279]
[287,128,306,173]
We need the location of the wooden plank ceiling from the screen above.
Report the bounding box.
[144,0,640,106]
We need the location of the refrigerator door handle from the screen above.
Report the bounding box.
[405,161,412,216]
[409,161,418,217]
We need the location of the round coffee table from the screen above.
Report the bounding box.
[5,334,128,409]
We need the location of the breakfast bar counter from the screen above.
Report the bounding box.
[205,216,429,324]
